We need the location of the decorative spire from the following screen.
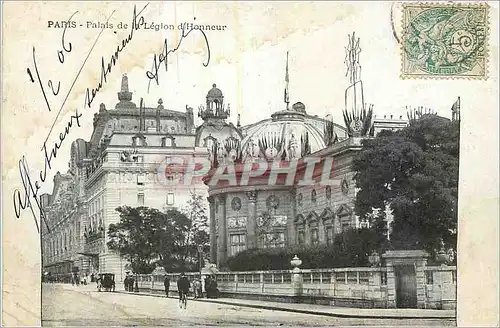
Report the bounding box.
[116,73,136,108]
[345,32,362,85]
[284,51,290,110]
[121,73,129,92]
[157,98,164,110]
[344,32,365,118]
[237,114,241,128]
[342,32,373,137]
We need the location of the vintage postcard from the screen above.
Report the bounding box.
[2,1,499,327]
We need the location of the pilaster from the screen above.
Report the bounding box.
[246,191,258,249]
[217,195,227,267]
[287,189,296,246]
[208,196,217,263]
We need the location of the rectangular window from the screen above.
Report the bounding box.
[137,193,145,205]
[452,271,456,284]
[230,233,246,256]
[326,227,334,245]
[137,174,145,185]
[311,229,319,245]
[297,230,305,245]
[166,193,175,206]
[136,156,144,163]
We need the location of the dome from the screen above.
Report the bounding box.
[240,109,327,161]
[207,84,223,98]
[195,120,242,148]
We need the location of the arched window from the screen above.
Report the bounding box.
[325,186,332,200]
[311,189,317,203]
[161,135,175,147]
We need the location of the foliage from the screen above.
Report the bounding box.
[177,191,210,271]
[353,115,459,257]
[224,228,379,271]
[107,192,210,274]
[107,206,189,274]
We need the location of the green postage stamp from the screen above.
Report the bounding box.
[402,3,489,79]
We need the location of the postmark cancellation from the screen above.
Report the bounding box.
[401,2,489,79]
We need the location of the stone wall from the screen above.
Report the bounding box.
[132,264,456,310]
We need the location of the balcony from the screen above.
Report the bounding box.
[84,228,104,243]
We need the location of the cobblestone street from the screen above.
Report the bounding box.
[42,284,455,326]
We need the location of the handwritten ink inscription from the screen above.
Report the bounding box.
[12,3,212,234]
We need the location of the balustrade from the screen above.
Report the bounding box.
[125,265,455,310]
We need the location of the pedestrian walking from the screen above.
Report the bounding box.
[124,273,130,291]
[164,275,170,297]
[177,273,190,309]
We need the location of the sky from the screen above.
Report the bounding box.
[3,1,497,195]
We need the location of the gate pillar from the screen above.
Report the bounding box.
[382,250,429,309]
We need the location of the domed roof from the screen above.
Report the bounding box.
[207,84,223,98]
[240,108,327,160]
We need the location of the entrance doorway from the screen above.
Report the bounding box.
[395,265,417,308]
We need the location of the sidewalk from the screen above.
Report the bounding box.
[112,288,455,320]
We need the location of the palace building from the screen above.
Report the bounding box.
[41,34,459,280]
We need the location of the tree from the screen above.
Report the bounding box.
[353,115,459,258]
[107,206,161,274]
[178,191,210,271]
[107,206,190,273]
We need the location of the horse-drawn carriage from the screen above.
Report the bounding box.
[97,273,115,292]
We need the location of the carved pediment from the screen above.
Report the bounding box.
[306,211,319,223]
[294,214,305,224]
[320,207,335,220]
[336,204,353,217]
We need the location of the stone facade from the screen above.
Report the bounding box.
[40,69,422,282]
[206,136,372,267]
[41,75,226,281]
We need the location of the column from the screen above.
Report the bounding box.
[246,191,257,249]
[208,196,216,263]
[217,194,227,267]
[287,189,296,246]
